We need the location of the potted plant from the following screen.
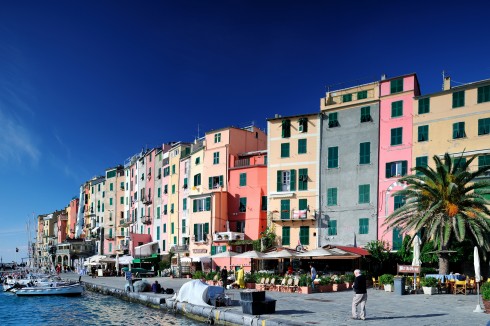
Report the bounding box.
[481,282,490,312]
[297,273,312,294]
[332,275,346,291]
[319,276,332,292]
[420,276,438,295]
[343,273,355,289]
[244,272,256,289]
[379,274,394,292]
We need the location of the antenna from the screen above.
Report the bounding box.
[197,124,200,139]
[442,70,446,90]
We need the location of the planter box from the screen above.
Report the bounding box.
[333,283,346,292]
[344,282,352,289]
[384,284,393,292]
[422,286,437,295]
[318,285,332,293]
[297,286,312,294]
[245,283,256,289]
[483,299,490,313]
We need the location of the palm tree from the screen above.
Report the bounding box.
[384,153,490,275]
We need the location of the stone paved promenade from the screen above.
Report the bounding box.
[63,273,490,325]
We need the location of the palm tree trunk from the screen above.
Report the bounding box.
[438,253,449,275]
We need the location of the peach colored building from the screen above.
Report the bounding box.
[378,74,420,249]
[67,197,79,239]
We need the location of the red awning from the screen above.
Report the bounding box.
[334,246,370,257]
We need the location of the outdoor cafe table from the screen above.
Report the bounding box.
[425,274,466,281]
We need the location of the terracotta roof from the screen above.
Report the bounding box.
[334,246,370,256]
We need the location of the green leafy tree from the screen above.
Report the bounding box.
[365,240,390,276]
[385,153,490,275]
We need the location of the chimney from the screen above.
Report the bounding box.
[443,76,451,90]
[381,74,387,81]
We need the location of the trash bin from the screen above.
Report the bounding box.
[394,277,406,295]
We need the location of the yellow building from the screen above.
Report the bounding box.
[267,113,321,251]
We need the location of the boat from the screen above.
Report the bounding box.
[15,283,84,296]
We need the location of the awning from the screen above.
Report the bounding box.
[133,253,160,263]
[333,246,370,256]
[134,241,159,258]
[192,256,211,263]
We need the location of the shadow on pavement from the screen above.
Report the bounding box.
[275,309,315,315]
[366,313,448,320]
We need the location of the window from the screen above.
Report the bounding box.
[328,112,339,128]
[391,101,403,117]
[390,127,403,145]
[163,204,168,215]
[172,184,175,194]
[327,220,337,236]
[452,90,465,108]
[171,165,175,174]
[239,197,247,212]
[415,156,428,175]
[195,157,200,165]
[163,223,166,233]
[299,226,309,245]
[357,90,367,100]
[214,133,221,143]
[299,198,307,211]
[298,168,308,191]
[193,223,209,242]
[453,156,466,170]
[478,85,490,103]
[120,182,124,190]
[109,198,113,206]
[360,106,372,122]
[183,198,187,210]
[163,167,170,177]
[385,161,408,178]
[453,122,466,139]
[393,227,403,250]
[110,183,113,191]
[342,93,352,102]
[327,188,337,206]
[282,119,291,138]
[156,226,160,241]
[478,118,490,135]
[282,226,290,245]
[157,187,161,198]
[164,185,168,194]
[213,152,219,164]
[280,199,290,219]
[298,139,307,154]
[390,78,403,94]
[193,197,211,212]
[298,118,308,133]
[261,196,267,211]
[394,195,405,209]
[479,155,490,169]
[193,173,201,186]
[276,170,296,192]
[120,196,124,204]
[418,98,430,114]
[182,219,186,234]
[418,125,429,142]
[359,218,369,235]
[208,175,223,189]
[359,142,370,164]
[281,143,290,158]
[328,146,338,168]
[156,207,160,219]
[239,173,247,186]
[183,177,188,189]
[236,221,245,233]
[358,184,370,204]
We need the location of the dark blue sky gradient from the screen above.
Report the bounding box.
[0,0,489,261]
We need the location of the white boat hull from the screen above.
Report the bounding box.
[15,283,84,296]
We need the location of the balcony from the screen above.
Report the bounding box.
[171,244,189,253]
[142,196,152,205]
[213,231,245,242]
[142,217,152,225]
[105,234,115,240]
[272,210,317,222]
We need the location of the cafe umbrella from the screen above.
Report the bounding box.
[412,235,421,291]
[473,246,484,313]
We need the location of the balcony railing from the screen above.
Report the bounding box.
[142,217,152,225]
[213,231,245,242]
[171,244,189,253]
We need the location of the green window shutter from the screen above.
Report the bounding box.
[193,200,197,212]
[357,90,367,99]
[290,169,296,191]
[163,223,166,233]
[394,195,405,209]
[385,163,391,178]
[183,198,187,210]
[280,199,290,220]
[328,112,339,128]
[171,222,174,234]
[478,85,490,103]
[182,219,186,233]
[418,98,430,114]
[298,168,308,191]
[393,228,403,250]
[478,118,490,135]
[391,100,403,117]
[193,223,198,238]
[239,197,247,212]
[211,246,216,255]
[478,155,490,169]
[282,226,290,245]
[205,197,211,211]
[358,184,370,204]
[184,177,188,187]
[327,188,337,206]
[299,226,309,245]
[298,139,307,154]
[328,220,337,236]
[261,196,267,211]
[328,147,338,168]
[453,122,466,139]
[157,188,161,198]
[390,79,403,93]
[415,156,428,175]
[219,175,223,187]
[281,143,290,158]
[239,173,247,186]
[172,185,175,194]
[359,218,369,234]
[299,198,307,210]
[452,90,465,108]
[401,160,408,176]
[162,240,166,251]
[208,177,213,190]
[342,93,352,102]
[102,203,104,212]
[390,127,402,145]
[276,170,282,192]
[204,223,209,237]
[282,119,291,138]
[157,207,160,219]
[360,106,371,122]
[110,183,113,191]
[120,196,124,204]
[359,142,370,164]
[418,125,429,142]
[156,226,160,241]
[163,204,167,215]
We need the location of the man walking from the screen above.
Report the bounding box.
[310,264,317,289]
[220,266,228,290]
[352,269,367,320]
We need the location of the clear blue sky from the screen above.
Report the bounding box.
[1,0,489,263]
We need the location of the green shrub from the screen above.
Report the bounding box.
[420,276,438,287]
[244,272,255,283]
[379,274,394,285]
[192,270,205,280]
[320,276,332,285]
[298,274,310,286]
[206,271,217,281]
[343,273,355,283]
[481,282,490,300]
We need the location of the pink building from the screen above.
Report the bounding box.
[67,198,79,239]
[378,74,420,248]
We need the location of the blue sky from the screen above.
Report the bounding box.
[1,0,489,263]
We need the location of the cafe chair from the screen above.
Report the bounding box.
[453,280,467,295]
[467,278,477,294]
[372,277,380,289]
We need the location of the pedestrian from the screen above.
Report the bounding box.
[237,265,245,289]
[310,264,317,289]
[352,269,367,320]
[220,266,228,290]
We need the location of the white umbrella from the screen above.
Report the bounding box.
[115,254,120,274]
[412,235,421,291]
[474,246,484,313]
[234,250,265,259]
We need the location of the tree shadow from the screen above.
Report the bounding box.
[275,309,315,315]
[366,313,447,320]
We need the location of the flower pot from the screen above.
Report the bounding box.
[246,283,256,289]
[297,286,312,294]
[483,299,490,313]
[333,283,346,291]
[422,286,437,295]
[384,284,393,292]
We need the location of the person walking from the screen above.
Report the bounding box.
[352,269,367,320]
[310,264,317,289]
[237,265,245,289]
[220,266,228,290]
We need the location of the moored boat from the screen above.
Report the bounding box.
[15,283,84,296]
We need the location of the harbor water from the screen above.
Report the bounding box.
[0,289,201,326]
